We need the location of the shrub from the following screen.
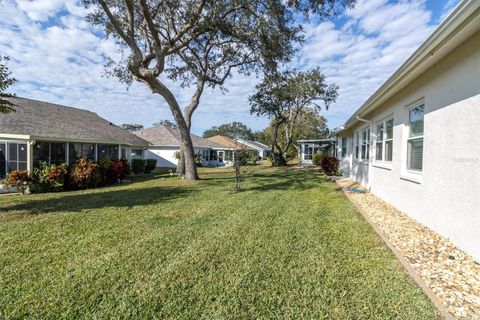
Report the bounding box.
[320,156,340,176]
[131,159,145,175]
[284,152,293,162]
[112,159,130,181]
[69,158,102,189]
[144,159,157,173]
[312,153,321,165]
[98,157,115,185]
[6,170,32,194]
[33,162,68,192]
[272,152,287,166]
[194,154,203,167]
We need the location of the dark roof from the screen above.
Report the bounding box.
[0,97,149,147]
[206,135,256,150]
[133,126,225,149]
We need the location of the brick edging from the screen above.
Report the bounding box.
[338,184,454,320]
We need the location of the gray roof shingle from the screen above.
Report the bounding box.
[133,126,225,149]
[0,97,149,147]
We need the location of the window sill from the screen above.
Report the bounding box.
[400,171,422,184]
[372,162,392,170]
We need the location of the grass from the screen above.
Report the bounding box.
[0,166,439,319]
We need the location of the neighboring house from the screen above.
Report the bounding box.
[206,135,258,160]
[298,139,336,165]
[235,139,271,158]
[0,97,149,178]
[335,0,480,261]
[133,126,236,168]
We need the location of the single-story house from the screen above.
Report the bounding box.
[235,138,271,159]
[0,97,149,178]
[335,0,480,261]
[133,126,237,168]
[206,135,258,160]
[298,139,336,165]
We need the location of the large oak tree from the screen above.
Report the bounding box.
[262,107,329,154]
[83,0,354,179]
[250,68,337,165]
[203,122,253,140]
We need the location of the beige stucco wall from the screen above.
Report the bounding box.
[337,31,480,261]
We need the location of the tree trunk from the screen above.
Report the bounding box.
[177,79,205,176]
[271,123,280,166]
[176,145,185,175]
[145,78,198,180]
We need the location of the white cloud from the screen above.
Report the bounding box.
[16,0,66,21]
[299,0,438,128]
[0,0,451,133]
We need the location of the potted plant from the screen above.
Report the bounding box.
[0,179,7,194]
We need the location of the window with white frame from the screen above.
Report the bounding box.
[341,137,347,157]
[375,117,393,162]
[201,150,209,161]
[360,127,370,160]
[407,104,424,171]
[130,148,144,160]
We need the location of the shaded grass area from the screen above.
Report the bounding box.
[0,167,439,319]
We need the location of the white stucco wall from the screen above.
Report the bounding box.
[145,147,234,168]
[338,31,480,261]
[145,147,178,168]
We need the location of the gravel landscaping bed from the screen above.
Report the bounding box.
[336,178,480,319]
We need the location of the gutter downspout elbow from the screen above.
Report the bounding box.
[356,115,371,124]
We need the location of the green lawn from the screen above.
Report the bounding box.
[0,167,439,319]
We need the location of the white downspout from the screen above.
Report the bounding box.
[356,115,372,189]
[27,140,36,173]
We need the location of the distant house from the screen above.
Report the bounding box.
[298,139,336,165]
[206,135,258,160]
[235,139,271,159]
[133,126,238,168]
[335,0,480,261]
[0,97,149,178]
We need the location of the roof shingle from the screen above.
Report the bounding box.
[0,97,149,147]
[206,135,256,150]
[133,126,225,149]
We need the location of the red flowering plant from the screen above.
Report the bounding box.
[69,158,102,189]
[6,170,33,194]
[320,156,340,176]
[112,159,130,182]
[33,162,68,192]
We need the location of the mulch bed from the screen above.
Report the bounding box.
[336,178,480,319]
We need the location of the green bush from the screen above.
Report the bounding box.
[194,154,203,167]
[312,153,321,165]
[98,157,114,185]
[144,159,157,173]
[131,159,145,175]
[33,162,68,192]
[69,158,102,189]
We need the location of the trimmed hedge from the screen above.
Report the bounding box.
[131,159,145,175]
[144,159,157,173]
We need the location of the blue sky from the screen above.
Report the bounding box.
[0,0,459,135]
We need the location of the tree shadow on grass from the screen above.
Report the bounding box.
[241,168,325,192]
[0,185,192,215]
